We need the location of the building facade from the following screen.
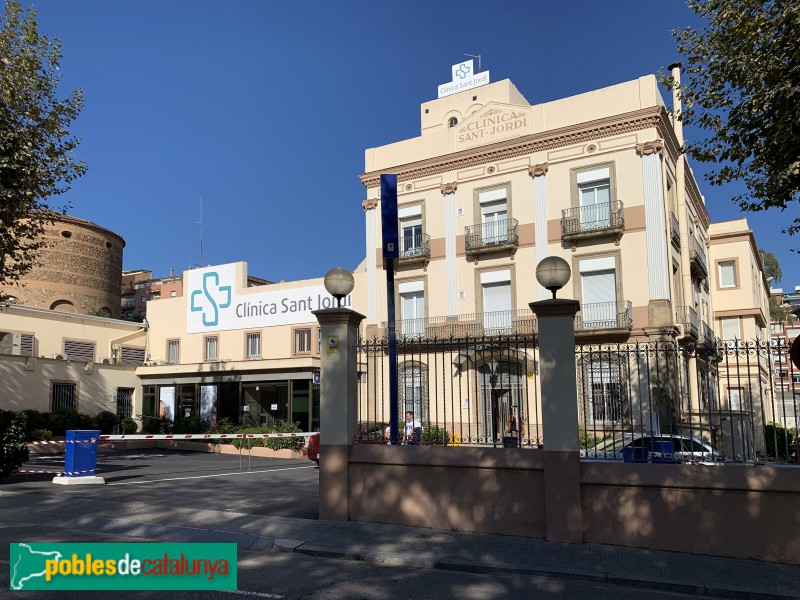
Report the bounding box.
[1,214,125,319]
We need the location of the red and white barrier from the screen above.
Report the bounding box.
[28,439,97,445]
[17,469,96,476]
[98,432,318,441]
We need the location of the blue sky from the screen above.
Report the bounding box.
[28,0,799,290]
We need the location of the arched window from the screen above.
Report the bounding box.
[50,299,76,313]
[399,361,428,423]
[478,360,524,442]
[577,352,629,424]
[448,117,458,128]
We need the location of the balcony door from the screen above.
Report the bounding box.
[398,205,423,258]
[482,273,511,334]
[581,261,617,329]
[400,289,425,337]
[579,181,611,229]
[481,200,507,245]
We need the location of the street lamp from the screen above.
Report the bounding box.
[323,267,355,308]
[535,256,571,299]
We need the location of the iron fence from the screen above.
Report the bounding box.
[357,332,540,447]
[356,332,798,465]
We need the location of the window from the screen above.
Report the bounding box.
[721,317,740,341]
[718,261,737,288]
[481,199,507,244]
[170,291,177,298]
[579,257,618,329]
[480,270,512,334]
[448,117,458,127]
[122,297,135,308]
[578,356,628,424]
[399,281,425,337]
[400,361,428,423]
[728,387,744,411]
[576,167,611,229]
[140,296,147,303]
[317,327,321,355]
[398,204,423,258]
[64,339,96,363]
[204,336,218,361]
[116,387,134,418]
[294,328,312,355]
[167,339,180,364]
[51,382,77,411]
[246,332,261,359]
[119,346,146,365]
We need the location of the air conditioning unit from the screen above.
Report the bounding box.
[143,360,166,366]
[10,333,22,355]
[111,343,121,351]
[100,357,114,365]
[52,353,67,360]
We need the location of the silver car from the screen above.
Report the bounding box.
[582,433,718,463]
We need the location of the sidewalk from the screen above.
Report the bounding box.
[0,496,797,599]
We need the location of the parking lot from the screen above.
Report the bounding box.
[1,448,320,520]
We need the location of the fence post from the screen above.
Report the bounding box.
[529,299,582,543]
[312,307,365,521]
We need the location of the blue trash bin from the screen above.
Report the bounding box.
[64,430,100,477]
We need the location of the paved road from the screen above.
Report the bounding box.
[2,449,797,599]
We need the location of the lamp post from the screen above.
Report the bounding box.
[324,267,355,307]
[535,256,571,299]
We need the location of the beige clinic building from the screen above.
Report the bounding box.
[0,303,145,416]
[139,262,362,432]
[354,66,763,447]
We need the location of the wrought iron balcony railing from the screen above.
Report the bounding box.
[670,212,680,247]
[689,233,708,278]
[464,219,519,255]
[561,201,624,243]
[398,233,431,263]
[381,309,536,339]
[700,321,716,346]
[575,301,633,332]
[677,305,699,337]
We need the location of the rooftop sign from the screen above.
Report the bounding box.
[437,59,490,99]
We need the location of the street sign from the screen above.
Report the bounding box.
[380,174,398,264]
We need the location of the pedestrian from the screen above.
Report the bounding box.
[402,411,422,445]
[503,412,523,448]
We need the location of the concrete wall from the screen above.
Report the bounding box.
[346,446,800,565]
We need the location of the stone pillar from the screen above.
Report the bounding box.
[362,199,379,325]
[312,307,365,521]
[441,182,458,316]
[528,164,550,301]
[637,140,672,327]
[529,298,582,543]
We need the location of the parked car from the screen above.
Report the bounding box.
[307,433,319,465]
[582,433,719,463]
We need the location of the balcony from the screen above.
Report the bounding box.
[398,233,431,268]
[699,321,716,347]
[670,212,680,248]
[575,301,633,332]
[465,219,519,261]
[381,309,536,340]
[561,201,624,249]
[689,234,708,279]
[676,305,699,338]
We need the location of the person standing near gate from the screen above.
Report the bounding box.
[503,412,523,448]
[402,411,422,445]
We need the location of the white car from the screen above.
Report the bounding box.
[582,433,719,463]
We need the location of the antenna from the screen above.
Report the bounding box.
[197,198,204,267]
[465,53,482,72]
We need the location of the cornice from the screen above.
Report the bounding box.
[684,169,711,228]
[359,106,673,189]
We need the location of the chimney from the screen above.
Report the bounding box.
[668,62,684,146]
[169,267,174,277]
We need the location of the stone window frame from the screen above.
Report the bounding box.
[569,161,618,210]
[473,264,516,316]
[471,181,513,227]
[570,249,624,304]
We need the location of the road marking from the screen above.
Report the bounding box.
[222,591,284,599]
[105,465,315,486]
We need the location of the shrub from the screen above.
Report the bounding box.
[1,411,29,478]
[579,425,604,450]
[765,422,795,461]
[120,418,138,434]
[30,429,52,441]
[224,421,305,451]
[172,418,210,434]
[212,417,237,434]
[94,411,120,434]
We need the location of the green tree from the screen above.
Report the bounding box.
[664,1,800,245]
[760,249,790,323]
[0,1,86,289]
